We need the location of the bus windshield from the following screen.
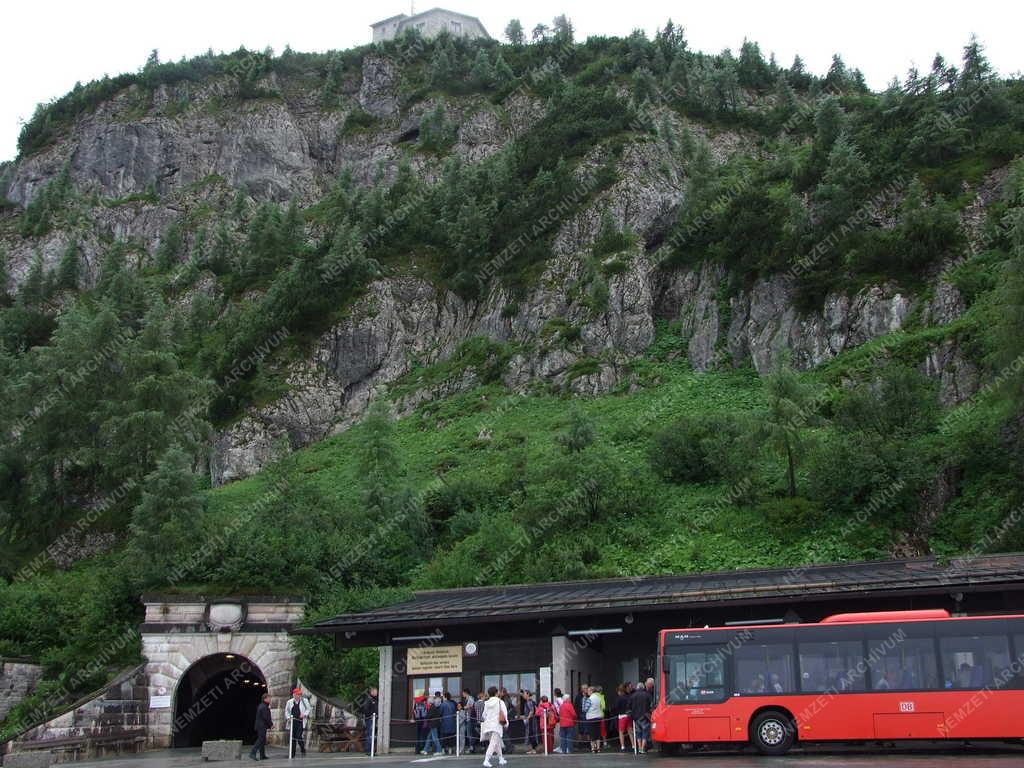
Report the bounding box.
[664,646,727,703]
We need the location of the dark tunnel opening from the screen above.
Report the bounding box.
[172,653,267,747]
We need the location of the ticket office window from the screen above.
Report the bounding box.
[409,676,462,714]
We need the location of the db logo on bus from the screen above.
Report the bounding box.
[899,702,915,713]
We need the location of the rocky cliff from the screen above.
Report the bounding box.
[1,53,984,486]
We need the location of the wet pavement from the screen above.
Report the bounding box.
[52,743,1024,768]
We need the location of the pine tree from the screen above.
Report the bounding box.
[959,35,993,87]
[470,50,494,89]
[738,39,770,90]
[19,253,46,306]
[755,362,821,497]
[813,134,870,230]
[430,45,452,89]
[129,447,205,583]
[504,18,524,46]
[56,242,81,291]
[420,101,456,152]
[556,405,595,454]
[155,220,183,271]
[552,15,574,44]
[492,53,515,87]
[0,250,9,305]
[772,73,798,125]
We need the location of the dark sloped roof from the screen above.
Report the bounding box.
[313,554,1024,632]
[371,13,408,27]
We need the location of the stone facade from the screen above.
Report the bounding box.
[4,666,148,762]
[371,8,490,42]
[140,597,305,748]
[0,659,44,722]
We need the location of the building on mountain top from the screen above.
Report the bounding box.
[371,7,491,43]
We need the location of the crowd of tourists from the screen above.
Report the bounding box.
[410,678,655,766]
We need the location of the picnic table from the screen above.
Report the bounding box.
[313,721,365,753]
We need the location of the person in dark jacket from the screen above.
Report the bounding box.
[363,687,379,755]
[424,693,444,755]
[440,691,458,754]
[250,693,273,761]
[413,690,429,754]
[629,678,654,753]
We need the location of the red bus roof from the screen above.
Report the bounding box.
[820,609,951,623]
[661,609,1024,636]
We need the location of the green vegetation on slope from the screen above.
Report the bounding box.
[1,21,1024,733]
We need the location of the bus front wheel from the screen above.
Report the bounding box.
[749,710,796,756]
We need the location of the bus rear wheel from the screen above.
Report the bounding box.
[750,710,795,756]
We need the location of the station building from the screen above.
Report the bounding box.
[306,554,1024,753]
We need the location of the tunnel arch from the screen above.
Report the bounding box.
[172,653,268,747]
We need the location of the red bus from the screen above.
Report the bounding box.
[651,609,1024,755]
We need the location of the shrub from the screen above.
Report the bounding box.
[649,416,721,483]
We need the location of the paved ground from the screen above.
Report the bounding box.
[52,744,1024,768]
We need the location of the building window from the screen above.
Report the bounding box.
[410,676,461,714]
[449,20,462,35]
[482,671,537,697]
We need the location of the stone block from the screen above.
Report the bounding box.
[201,740,242,761]
[3,753,56,768]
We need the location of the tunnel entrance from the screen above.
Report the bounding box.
[172,653,267,747]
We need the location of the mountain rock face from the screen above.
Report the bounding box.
[1,54,978,486]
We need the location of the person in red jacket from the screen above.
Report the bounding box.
[535,696,556,753]
[557,697,577,754]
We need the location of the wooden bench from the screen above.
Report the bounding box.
[90,730,147,758]
[16,737,88,762]
[314,723,365,753]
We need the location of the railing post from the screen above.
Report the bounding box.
[370,713,377,758]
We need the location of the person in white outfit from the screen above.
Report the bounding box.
[480,686,509,768]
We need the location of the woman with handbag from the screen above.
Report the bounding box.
[480,686,509,768]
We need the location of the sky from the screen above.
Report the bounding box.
[2,0,1022,162]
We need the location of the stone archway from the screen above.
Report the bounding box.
[142,597,304,748]
[172,653,267,746]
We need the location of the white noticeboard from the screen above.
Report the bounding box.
[150,695,172,709]
[539,666,552,701]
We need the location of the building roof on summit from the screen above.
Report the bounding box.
[313,554,1024,633]
[371,7,489,33]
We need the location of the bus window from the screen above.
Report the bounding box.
[866,637,939,690]
[664,648,726,703]
[798,641,866,693]
[734,643,795,694]
[939,634,1011,689]
[1013,636,1024,689]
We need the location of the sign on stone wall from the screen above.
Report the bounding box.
[406,645,463,674]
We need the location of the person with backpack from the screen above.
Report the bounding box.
[413,691,429,754]
[461,690,477,754]
[480,686,508,768]
[536,695,556,753]
[424,692,444,755]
